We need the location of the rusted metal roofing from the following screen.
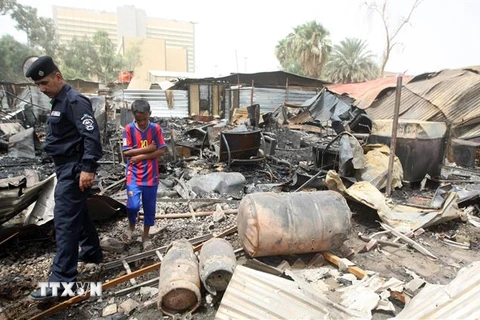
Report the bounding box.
[326,76,413,110]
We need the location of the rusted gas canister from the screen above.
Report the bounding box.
[199,238,237,295]
[157,239,201,316]
[237,191,351,257]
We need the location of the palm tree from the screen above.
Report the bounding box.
[324,38,379,83]
[275,21,332,78]
[275,38,304,76]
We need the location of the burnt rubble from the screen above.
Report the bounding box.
[1,97,480,320]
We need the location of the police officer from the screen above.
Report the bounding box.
[26,56,104,300]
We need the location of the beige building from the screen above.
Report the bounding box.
[52,5,195,87]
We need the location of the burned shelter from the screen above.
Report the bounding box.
[1,66,480,320]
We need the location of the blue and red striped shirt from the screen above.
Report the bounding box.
[123,121,166,186]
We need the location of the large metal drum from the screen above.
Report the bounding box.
[237,191,351,257]
[157,239,201,316]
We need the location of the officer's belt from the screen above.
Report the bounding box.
[52,154,81,166]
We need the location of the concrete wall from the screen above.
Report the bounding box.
[124,37,166,89]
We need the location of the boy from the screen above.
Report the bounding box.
[122,99,166,250]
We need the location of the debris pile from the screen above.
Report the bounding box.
[1,82,480,320]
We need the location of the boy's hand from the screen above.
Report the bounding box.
[145,140,156,151]
[131,154,145,164]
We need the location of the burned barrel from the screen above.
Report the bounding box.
[199,238,237,295]
[158,239,201,316]
[237,191,351,257]
[368,119,447,182]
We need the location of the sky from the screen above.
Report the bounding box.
[1,0,480,77]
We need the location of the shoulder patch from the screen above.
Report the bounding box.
[82,118,95,131]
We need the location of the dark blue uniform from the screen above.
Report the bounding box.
[46,84,103,283]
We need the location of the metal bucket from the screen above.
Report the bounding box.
[199,238,237,295]
[157,239,201,316]
[237,191,351,257]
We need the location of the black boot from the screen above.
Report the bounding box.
[78,250,103,264]
[30,286,65,301]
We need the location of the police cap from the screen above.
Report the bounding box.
[25,56,59,81]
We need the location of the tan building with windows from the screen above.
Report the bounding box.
[53,5,195,87]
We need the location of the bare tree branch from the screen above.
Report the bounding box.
[366,0,423,76]
[390,0,423,41]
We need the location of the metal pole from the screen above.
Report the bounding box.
[104,98,108,144]
[286,78,289,102]
[250,80,254,106]
[386,75,403,197]
[235,50,240,111]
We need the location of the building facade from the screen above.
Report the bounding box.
[53,5,195,87]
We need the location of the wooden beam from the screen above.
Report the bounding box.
[322,252,367,279]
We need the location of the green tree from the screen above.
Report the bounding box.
[60,30,124,83]
[1,0,57,56]
[275,21,332,78]
[60,36,97,80]
[91,31,124,83]
[0,34,37,82]
[275,38,304,76]
[0,0,14,13]
[324,38,379,83]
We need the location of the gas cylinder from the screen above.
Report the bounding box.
[199,238,237,295]
[157,239,201,316]
[237,191,351,257]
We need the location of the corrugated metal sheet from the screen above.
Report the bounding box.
[215,265,364,320]
[406,69,467,96]
[406,70,480,123]
[327,76,413,107]
[459,85,480,122]
[225,89,232,121]
[113,89,189,118]
[234,87,317,114]
[394,261,480,320]
[456,124,480,140]
[114,87,317,120]
[465,65,480,73]
[0,175,55,226]
[451,116,480,140]
[366,88,442,121]
[364,69,480,138]
[397,98,446,122]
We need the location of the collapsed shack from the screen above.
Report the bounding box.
[1,68,480,320]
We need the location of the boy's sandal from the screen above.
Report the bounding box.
[121,229,133,244]
[143,239,153,251]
